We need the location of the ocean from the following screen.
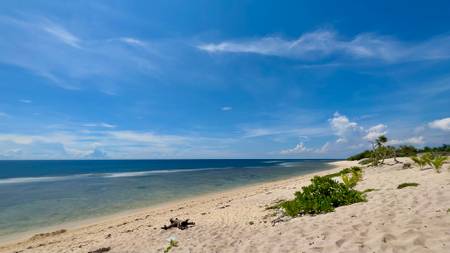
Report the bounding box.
[0,159,335,238]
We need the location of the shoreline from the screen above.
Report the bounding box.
[3,158,448,253]
[0,160,343,246]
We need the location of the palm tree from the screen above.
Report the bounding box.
[372,135,388,165]
[376,135,388,147]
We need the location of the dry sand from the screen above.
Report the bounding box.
[1,158,449,253]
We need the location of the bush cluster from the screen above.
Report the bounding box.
[281,174,366,217]
[347,144,450,161]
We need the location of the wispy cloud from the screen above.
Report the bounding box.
[198,29,450,63]
[221,106,232,111]
[82,122,116,128]
[107,131,188,145]
[242,126,328,139]
[0,129,237,159]
[0,15,160,93]
[41,20,81,48]
[119,37,147,47]
[388,136,425,145]
[19,99,32,104]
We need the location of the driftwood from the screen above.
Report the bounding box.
[402,163,412,169]
[161,218,195,230]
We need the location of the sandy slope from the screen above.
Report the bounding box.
[1,158,449,253]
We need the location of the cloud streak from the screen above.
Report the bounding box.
[0,129,238,159]
[198,29,450,63]
[388,136,425,145]
[0,15,160,93]
[41,21,81,48]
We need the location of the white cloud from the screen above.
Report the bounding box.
[19,99,32,104]
[82,122,116,128]
[280,141,330,155]
[198,29,450,63]
[221,106,232,111]
[388,136,425,145]
[329,112,362,143]
[363,124,387,141]
[0,112,9,117]
[280,142,310,154]
[428,117,450,131]
[329,112,360,135]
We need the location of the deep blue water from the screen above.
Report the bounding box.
[0,159,335,238]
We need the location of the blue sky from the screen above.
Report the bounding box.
[0,0,449,159]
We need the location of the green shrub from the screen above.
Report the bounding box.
[411,155,427,169]
[362,188,378,193]
[421,152,434,163]
[281,176,366,216]
[428,155,447,173]
[164,239,179,253]
[397,182,419,189]
[323,166,362,179]
[413,153,448,173]
[347,150,373,161]
[341,169,363,188]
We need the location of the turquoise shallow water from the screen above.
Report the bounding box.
[0,159,335,238]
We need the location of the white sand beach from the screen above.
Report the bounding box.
[1,158,449,253]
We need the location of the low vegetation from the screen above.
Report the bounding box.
[323,166,362,179]
[278,142,448,218]
[281,167,366,217]
[397,182,419,189]
[347,144,450,162]
[341,168,363,188]
[428,155,448,173]
[411,155,427,170]
[411,153,448,173]
[164,238,179,253]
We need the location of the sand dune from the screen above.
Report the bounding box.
[1,158,449,253]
